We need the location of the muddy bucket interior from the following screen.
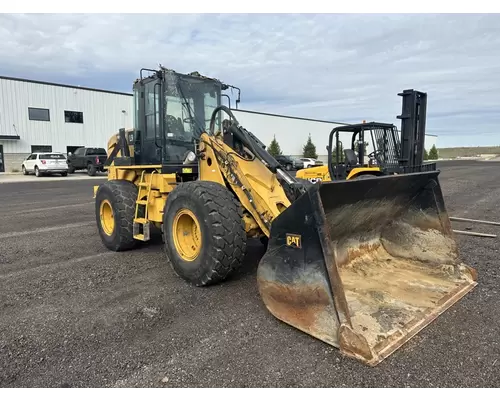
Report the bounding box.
[257,171,477,366]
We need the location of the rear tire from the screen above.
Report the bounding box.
[87,163,96,176]
[352,173,378,180]
[163,180,247,286]
[35,166,42,177]
[95,180,139,252]
[61,172,68,177]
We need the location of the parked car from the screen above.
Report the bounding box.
[275,155,304,171]
[299,158,324,168]
[22,152,68,177]
[67,147,108,176]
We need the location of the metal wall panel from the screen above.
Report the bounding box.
[231,109,438,159]
[0,77,438,159]
[0,77,133,154]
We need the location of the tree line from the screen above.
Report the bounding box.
[268,133,319,159]
[267,134,439,161]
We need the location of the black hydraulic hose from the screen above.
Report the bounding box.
[210,106,281,172]
[208,106,304,194]
[209,105,239,134]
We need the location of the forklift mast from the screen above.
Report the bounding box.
[397,89,428,169]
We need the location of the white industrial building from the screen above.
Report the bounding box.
[0,76,133,172]
[232,109,438,162]
[0,75,437,172]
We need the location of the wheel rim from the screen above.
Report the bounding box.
[99,199,115,236]
[172,208,202,261]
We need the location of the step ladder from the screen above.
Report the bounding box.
[133,170,155,241]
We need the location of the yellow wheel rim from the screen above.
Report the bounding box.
[100,199,115,236]
[172,208,202,261]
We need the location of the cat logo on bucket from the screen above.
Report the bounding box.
[286,233,302,249]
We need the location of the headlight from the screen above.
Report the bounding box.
[184,151,196,164]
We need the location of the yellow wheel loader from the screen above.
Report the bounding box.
[94,68,477,366]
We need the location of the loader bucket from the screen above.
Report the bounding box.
[257,171,477,366]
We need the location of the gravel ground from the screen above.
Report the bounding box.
[0,161,499,388]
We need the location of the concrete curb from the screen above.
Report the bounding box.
[0,174,107,184]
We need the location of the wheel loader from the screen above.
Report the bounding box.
[296,90,437,184]
[94,67,477,366]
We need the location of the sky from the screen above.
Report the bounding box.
[0,13,499,148]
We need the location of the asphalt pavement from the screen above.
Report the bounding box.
[0,160,499,387]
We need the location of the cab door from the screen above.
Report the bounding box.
[134,77,163,165]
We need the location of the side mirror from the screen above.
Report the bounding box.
[68,152,72,156]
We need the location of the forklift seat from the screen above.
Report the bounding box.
[344,149,358,166]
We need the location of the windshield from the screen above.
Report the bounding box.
[164,70,221,143]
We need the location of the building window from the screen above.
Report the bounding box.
[65,110,84,124]
[28,107,50,121]
[31,145,53,153]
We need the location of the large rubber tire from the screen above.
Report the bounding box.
[95,180,139,252]
[163,180,247,287]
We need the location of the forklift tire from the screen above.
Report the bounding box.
[353,173,378,180]
[163,180,247,287]
[95,180,139,252]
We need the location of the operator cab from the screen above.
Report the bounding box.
[327,122,402,180]
[128,67,241,177]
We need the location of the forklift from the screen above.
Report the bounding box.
[296,89,437,183]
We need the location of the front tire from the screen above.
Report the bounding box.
[163,181,247,286]
[95,180,139,251]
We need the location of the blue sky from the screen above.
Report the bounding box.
[1,13,499,148]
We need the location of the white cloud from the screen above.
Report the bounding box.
[1,13,499,147]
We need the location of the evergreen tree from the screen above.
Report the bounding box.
[355,141,369,155]
[331,142,344,164]
[428,144,439,160]
[268,135,282,157]
[302,134,318,159]
[423,148,429,160]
